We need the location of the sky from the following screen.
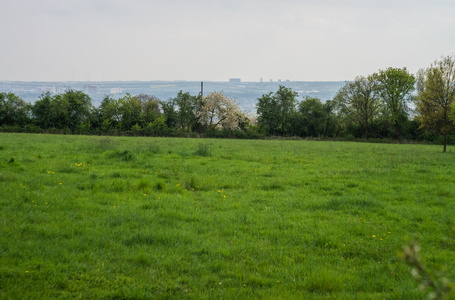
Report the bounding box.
[1,0,454,82]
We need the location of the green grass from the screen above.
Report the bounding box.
[1,133,454,299]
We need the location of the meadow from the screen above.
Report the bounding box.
[0,133,454,299]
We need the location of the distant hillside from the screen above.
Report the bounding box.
[0,80,345,114]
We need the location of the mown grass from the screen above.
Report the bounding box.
[0,133,454,299]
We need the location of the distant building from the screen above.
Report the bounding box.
[110,88,123,94]
[229,78,241,84]
[260,78,263,83]
[84,85,98,94]
[40,86,57,93]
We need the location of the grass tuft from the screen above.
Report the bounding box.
[195,143,211,156]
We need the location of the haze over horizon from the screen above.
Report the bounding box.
[1,0,454,82]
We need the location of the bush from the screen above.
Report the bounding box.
[143,116,168,136]
[130,123,142,136]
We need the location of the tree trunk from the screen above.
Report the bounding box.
[443,134,447,153]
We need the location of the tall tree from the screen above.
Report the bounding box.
[50,94,70,129]
[136,94,161,124]
[173,91,200,131]
[334,75,381,139]
[31,92,53,129]
[256,86,298,136]
[118,94,142,130]
[62,89,92,132]
[416,55,455,152]
[296,97,327,137]
[197,91,243,131]
[374,67,415,141]
[0,92,30,126]
[160,100,178,129]
[97,96,122,132]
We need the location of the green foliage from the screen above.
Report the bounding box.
[296,96,336,137]
[136,94,161,124]
[0,64,453,144]
[173,91,201,131]
[143,116,168,137]
[98,96,121,130]
[75,121,92,135]
[31,90,92,132]
[130,123,142,136]
[160,99,178,129]
[334,76,382,139]
[417,55,455,152]
[0,92,31,126]
[118,94,142,131]
[373,67,416,140]
[63,89,92,132]
[257,85,298,136]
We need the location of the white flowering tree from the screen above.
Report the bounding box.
[197,91,244,130]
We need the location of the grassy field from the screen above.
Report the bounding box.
[1,133,454,299]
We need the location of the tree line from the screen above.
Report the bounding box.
[1,55,455,151]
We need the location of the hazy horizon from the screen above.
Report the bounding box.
[1,0,454,82]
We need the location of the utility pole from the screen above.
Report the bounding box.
[201,81,203,97]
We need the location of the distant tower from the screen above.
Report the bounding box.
[260,77,263,83]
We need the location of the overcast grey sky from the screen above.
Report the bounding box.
[1,0,454,82]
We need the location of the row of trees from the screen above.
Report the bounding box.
[1,55,455,150]
[332,55,455,152]
[0,89,251,137]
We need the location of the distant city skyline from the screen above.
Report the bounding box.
[1,0,454,82]
[0,80,346,115]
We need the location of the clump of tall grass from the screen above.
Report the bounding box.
[105,149,134,161]
[195,143,211,156]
